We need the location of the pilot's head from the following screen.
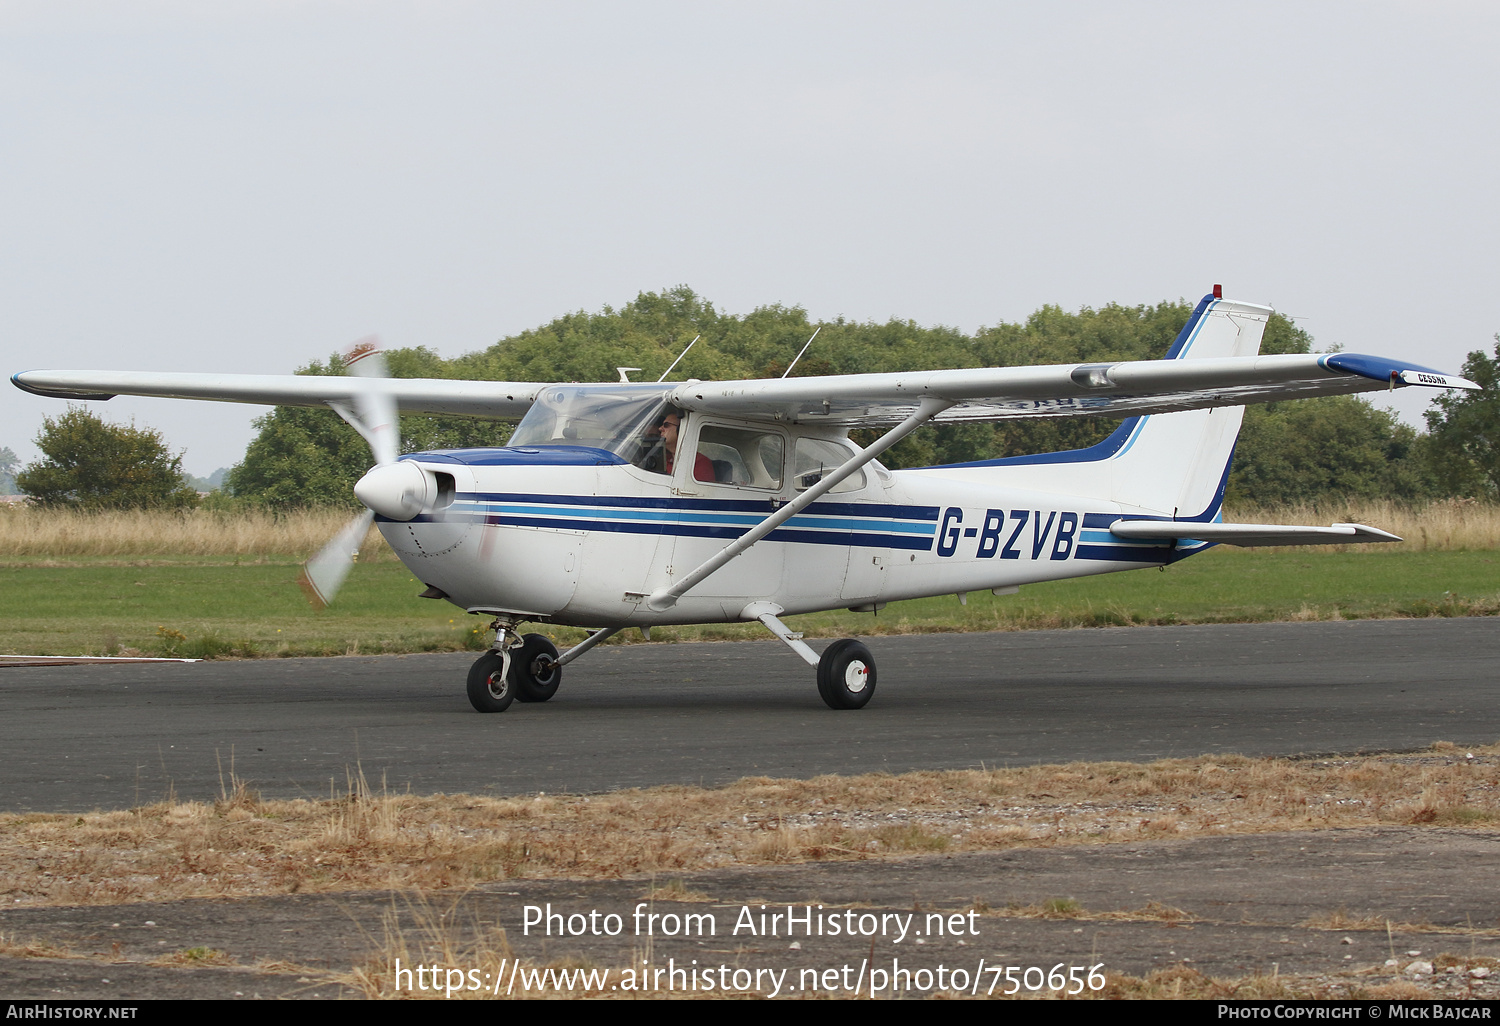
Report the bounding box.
[655,408,685,454]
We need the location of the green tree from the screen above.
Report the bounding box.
[16,408,198,510]
[1423,336,1500,498]
[1226,396,1437,505]
[0,446,18,494]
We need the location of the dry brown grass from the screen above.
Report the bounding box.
[0,505,393,560]
[989,898,1193,923]
[3,744,1497,909]
[1225,498,1500,552]
[641,878,713,902]
[0,931,74,959]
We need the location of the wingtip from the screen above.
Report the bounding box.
[10,371,118,401]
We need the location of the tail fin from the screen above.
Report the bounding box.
[927,293,1272,519]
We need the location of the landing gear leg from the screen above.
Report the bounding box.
[744,601,877,710]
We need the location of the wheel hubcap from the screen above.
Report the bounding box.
[843,660,869,693]
[486,671,508,700]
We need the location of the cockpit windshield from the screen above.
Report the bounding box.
[508,386,673,461]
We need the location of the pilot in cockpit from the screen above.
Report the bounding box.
[638,408,715,481]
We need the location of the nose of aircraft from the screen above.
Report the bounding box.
[353,461,432,521]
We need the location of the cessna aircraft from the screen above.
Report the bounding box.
[12,288,1479,712]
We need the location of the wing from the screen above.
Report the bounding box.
[13,353,1474,428]
[665,352,1477,427]
[10,297,1478,426]
[11,369,543,420]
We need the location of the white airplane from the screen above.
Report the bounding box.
[12,288,1479,713]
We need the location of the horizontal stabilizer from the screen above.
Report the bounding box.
[1109,521,1401,547]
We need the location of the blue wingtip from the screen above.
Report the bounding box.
[1321,353,1460,383]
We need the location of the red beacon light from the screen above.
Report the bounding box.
[1213,283,1222,298]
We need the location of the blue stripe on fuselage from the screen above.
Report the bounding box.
[449,491,941,520]
[446,501,938,536]
[409,510,936,550]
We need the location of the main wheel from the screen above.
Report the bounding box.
[816,639,876,710]
[511,633,562,702]
[466,651,515,713]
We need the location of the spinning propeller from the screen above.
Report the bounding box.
[298,339,401,609]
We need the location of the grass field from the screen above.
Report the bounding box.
[0,545,1496,658]
[1,499,1496,657]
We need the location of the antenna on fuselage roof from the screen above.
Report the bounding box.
[657,335,701,382]
[615,367,642,383]
[781,326,821,378]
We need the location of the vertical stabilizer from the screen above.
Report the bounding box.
[923,293,1272,519]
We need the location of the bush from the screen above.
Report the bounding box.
[16,407,198,510]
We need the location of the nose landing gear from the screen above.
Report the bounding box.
[466,620,562,713]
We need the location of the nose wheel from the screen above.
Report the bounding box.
[816,639,876,710]
[466,629,562,713]
[466,650,514,713]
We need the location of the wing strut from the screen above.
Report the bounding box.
[647,396,955,610]
[554,626,621,668]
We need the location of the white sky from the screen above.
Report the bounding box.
[2,1,1497,476]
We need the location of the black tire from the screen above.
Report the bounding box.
[816,639,876,710]
[466,651,515,713]
[511,634,562,703]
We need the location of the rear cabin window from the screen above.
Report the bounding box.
[793,437,865,493]
[694,426,784,490]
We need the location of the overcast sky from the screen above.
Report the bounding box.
[3,1,1497,476]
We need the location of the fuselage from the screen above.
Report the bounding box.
[377,437,1201,629]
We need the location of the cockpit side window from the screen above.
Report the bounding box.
[634,407,693,477]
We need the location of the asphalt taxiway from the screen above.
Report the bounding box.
[3,617,1497,812]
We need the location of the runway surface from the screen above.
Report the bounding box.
[3,618,1498,812]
